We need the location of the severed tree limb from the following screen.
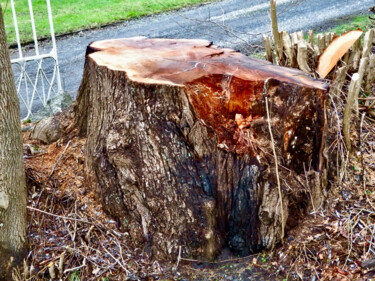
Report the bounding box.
[263,34,274,63]
[280,31,296,67]
[297,41,312,75]
[351,39,362,70]
[329,66,347,97]
[366,54,375,93]
[308,30,314,45]
[316,34,326,54]
[343,73,360,151]
[354,57,369,113]
[362,29,375,60]
[270,0,283,63]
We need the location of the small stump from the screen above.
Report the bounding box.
[75,37,328,260]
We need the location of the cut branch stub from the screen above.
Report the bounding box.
[76,37,328,260]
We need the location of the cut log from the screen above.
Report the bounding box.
[75,37,328,260]
[30,116,63,144]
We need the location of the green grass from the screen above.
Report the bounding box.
[0,0,212,45]
[69,270,81,281]
[330,14,373,35]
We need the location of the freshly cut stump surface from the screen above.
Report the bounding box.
[76,37,328,260]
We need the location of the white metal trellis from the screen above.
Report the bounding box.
[9,0,63,119]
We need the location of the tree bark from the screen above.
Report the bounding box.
[75,37,328,260]
[0,6,27,279]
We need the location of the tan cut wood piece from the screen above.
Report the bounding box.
[316,30,363,78]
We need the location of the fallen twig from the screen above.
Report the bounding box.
[27,206,94,225]
[63,258,86,274]
[49,140,71,178]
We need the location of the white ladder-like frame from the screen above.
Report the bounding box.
[10,0,63,119]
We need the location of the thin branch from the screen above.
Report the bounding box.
[63,258,86,274]
[49,140,71,178]
[27,206,94,225]
[180,253,258,264]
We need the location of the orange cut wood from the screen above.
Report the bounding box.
[89,36,326,89]
[317,30,363,78]
[86,37,327,154]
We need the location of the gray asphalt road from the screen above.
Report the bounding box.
[15,0,373,116]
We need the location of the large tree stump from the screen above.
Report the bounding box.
[75,37,328,260]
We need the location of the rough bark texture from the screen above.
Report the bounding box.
[0,6,27,279]
[76,37,328,260]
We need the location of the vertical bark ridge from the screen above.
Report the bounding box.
[0,6,27,278]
